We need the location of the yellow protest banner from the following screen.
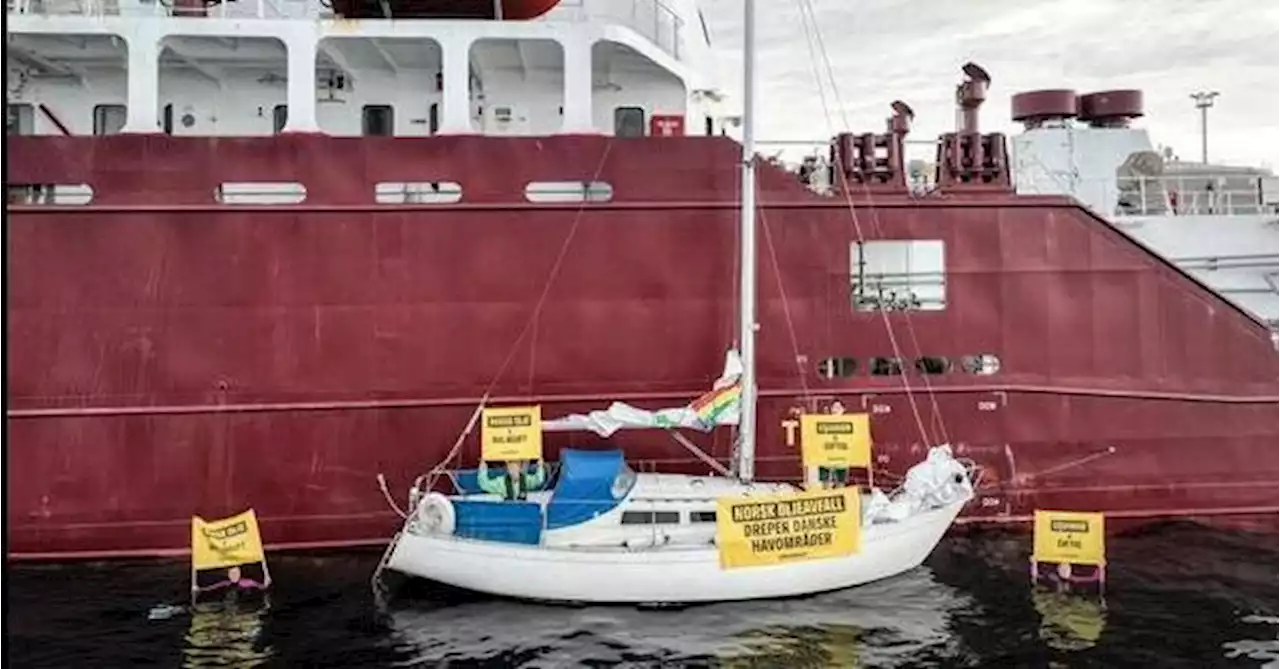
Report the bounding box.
[481,405,543,461]
[191,509,267,571]
[715,488,860,569]
[800,413,871,469]
[1032,510,1106,566]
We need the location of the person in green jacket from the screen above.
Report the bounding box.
[478,459,547,501]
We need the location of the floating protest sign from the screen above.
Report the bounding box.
[191,509,266,571]
[1032,510,1106,567]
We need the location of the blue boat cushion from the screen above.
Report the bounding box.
[452,500,544,545]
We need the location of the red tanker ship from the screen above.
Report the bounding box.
[5,0,1277,560]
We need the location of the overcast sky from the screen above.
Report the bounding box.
[698,0,1279,168]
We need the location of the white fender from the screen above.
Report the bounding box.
[412,492,456,536]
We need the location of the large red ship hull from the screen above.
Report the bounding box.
[6,135,1277,559]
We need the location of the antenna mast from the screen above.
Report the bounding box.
[1190,90,1219,164]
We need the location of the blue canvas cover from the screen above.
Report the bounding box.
[453,470,486,495]
[545,449,630,529]
[452,500,543,545]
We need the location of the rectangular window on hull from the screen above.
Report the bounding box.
[614,106,645,138]
[850,240,946,311]
[7,104,35,135]
[92,104,127,135]
[362,105,394,136]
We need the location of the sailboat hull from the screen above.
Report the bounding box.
[383,498,967,604]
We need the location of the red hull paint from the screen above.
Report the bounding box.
[6,135,1278,559]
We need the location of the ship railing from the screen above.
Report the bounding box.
[551,0,684,61]
[7,0,682,54]
[753,138,942,196]
[1068,174,1280,218]
[7,0,297,19]
[753,138,1280,217]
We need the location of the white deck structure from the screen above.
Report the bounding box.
[6,0,729,138]
[1009,123,1279,334]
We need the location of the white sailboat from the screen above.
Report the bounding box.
[375,0,976,605]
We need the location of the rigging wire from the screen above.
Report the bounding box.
[427,141,617,477]
[758,206,812,405]
[793,0,952,447]
[431,0,965,490]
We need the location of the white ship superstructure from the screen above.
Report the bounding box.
[6,0,728,140]
[1005,89,1279,336]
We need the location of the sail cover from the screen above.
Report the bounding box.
[542,350,743,437]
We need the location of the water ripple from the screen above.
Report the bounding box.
[8,524,1277,668]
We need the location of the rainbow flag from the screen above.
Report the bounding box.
[690,381,741,427]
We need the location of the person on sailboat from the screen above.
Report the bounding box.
[819,400,851,489]
[477,459,547,501]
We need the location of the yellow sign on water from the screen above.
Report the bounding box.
[481,405,543,461]
[715,488,861,569]
[799,413,872,469]
[1032,510,1106,566]
[191,509,267,571]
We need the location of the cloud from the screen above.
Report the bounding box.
[699,0,1279,167]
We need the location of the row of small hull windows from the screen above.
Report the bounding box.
[5,103,660,137]
[818,353,1001,378]
[620,510,717,525]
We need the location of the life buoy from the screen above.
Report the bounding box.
[500,0,561,19]
[413,492,456,536]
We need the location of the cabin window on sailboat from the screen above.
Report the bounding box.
[92,104,127,135]
[850,240,946,312]
[620,511,680,525]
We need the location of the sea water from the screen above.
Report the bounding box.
[8,522,1277,668]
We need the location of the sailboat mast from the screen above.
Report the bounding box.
[736,0,759,482]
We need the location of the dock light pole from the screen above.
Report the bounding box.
[1190,91,1219,164]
